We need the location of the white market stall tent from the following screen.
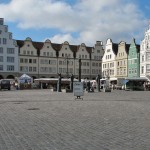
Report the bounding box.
[19,74,33,89]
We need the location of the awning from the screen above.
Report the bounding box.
[125,77,148,81]
[109,78,117,81]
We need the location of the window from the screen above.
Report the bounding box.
[146,53,150,61]
[33,59,36,63]
[7,65,14,71]
[124,69,126,74]
[141,66,144,74]
[0,47,3,53]
[7,57,14,63]
[107,49,110,52]
[0,56,3,62]
[33,67,36,72]
[146,64,150,73]
[129,69,131,74]
[3,38,7,44]
[29,59,32,63]
[0,65,3,70]
[7,48,15,54]
[25,59,28,63]
[43,52,46,56]
[142,55,144,62]
[29,67,32,72]
[59,60,62,65]
[20,58,23,63]
[27,51,30,55]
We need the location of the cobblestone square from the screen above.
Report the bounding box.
[0,89,150,150]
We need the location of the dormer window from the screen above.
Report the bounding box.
[107,49,110,52]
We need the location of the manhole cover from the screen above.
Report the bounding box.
[27,108,40,110]
[14,102,23,104]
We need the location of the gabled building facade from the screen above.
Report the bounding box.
[17,38,41,79]
[116,41,129,79]
[0,18,19,79]
[102,38,118,82]
[17,38,104,79]
[91,41,104,79]
[128,38,140,78]
[140,23,150,79]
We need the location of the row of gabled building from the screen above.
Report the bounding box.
[102,23,150,84]
[0,17,150,84]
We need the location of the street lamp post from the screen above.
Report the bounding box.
[66,57,69,78]
[79,59,81,82]
[64,56,69,78]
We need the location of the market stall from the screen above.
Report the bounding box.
[19,74,33,89]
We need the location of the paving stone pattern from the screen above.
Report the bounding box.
[0,89,150,150]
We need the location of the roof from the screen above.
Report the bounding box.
[125,44,130,54]
[125,77,148,81]
[16,40,93,55]
[112,43,118,55]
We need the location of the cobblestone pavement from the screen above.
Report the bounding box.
[0,89,150,150]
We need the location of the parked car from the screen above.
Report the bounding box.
[0,79,11,90]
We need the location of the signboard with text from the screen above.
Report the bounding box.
[73,82,84,97]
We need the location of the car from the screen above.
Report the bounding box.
[0,79,11,90]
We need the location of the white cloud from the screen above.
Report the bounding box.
[0,0,148,45]
[48,34,78,44]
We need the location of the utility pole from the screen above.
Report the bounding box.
[79,59,81,82]
[66,57,69,78]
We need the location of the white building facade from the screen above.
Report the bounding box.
[102,39,118,82]
[140,23,150,79]
[0,18,19,79]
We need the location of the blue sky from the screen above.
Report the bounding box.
[0,0,150,46]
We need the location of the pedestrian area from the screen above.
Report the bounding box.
[0,90,150,150]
